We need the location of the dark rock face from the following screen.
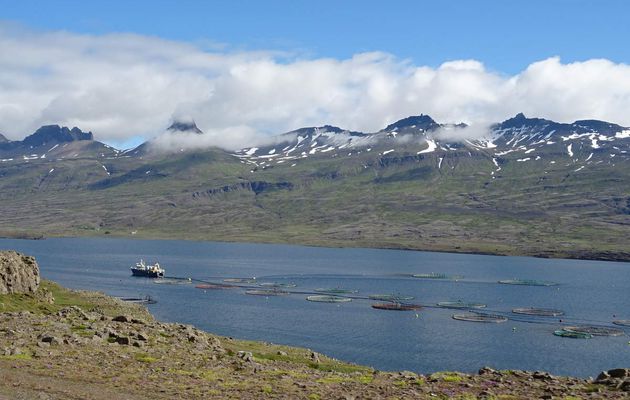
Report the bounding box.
[191,180,294,198]
[0,251,40,294]
[0,133,8,143]
[167,121,203,134]
[22,125,93,147]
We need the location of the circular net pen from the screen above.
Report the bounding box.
[369,294,415,301]
[512,307,564,317]
[412,273,463,280]
[452,313,507,323]
[259,282,297,288]
[153,278,192,285]
[245,289,289,296]
[562,325,625,337]
[498,279,558,287]
[372,302,422,311]
[553,329,593,339]
[306,295,352,303]
[224,278,257,284]
[195,283,236,290]
[613,320,630,327]
[437,301,487,309]
[314,288,358,295]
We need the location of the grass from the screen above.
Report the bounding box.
[223,339,372,376]
[1,140,628,261]
[134,353,159,363]
[430,371,464,383]
[0,280,152,320]
[0,353,32,361]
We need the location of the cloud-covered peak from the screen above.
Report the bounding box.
[2,24,630,150]
[167,120,203,134]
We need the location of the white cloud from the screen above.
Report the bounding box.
[1,24,630,150]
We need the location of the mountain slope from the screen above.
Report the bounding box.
[0,115,628,261]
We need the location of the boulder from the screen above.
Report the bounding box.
[0,251,40,294]
[112,315,131,323]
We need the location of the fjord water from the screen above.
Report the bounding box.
[2,237,628,377]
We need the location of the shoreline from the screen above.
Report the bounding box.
[2,231,630,263]
[1,280,628,399]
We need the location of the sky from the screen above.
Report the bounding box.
[1,0,630,149]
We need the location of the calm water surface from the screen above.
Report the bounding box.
[1,237,629,377]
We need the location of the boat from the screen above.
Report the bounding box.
[131,259,165,278]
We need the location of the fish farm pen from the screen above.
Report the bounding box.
[195,283,235,290]
[562,326,625,337]
[245,289,290,296]
[412,273,463,280]
[372,302,422,311]
[142,272,628,341]
[306,295,352,303]
[498,279,559,286]
[553,329,593,339]
[512,307,564,317]
[452,313,508,323]
[437,301,487,309]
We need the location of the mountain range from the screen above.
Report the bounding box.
[1,114,628,261]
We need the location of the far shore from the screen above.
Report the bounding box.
[1,230,630,263]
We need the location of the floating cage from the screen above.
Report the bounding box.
[371,302,422,311]
[369,294,415,301]
[119,296,157,305]
[553,329,593,339]
[512,307,564,317]
[195,283,235,290]
[412,273,463,280]
[437,301,487,309]
[259,282,297,288]
[452,313,507,323]
[245,289,289,296]
[224,278,257,284]
[306,295,352,303]
[563,325,625,337]
[153,278,191,285]
[613,320,630,327]
[314,288,358,294]
[498,279,558,287]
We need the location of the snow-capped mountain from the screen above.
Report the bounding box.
[234,113,630,173]
[1,113,628,261]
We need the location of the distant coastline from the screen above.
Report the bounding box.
[2,230,629,263]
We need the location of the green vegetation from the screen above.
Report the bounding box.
[0,279,624,399]
[0,280,151,320]
[134,353,159,363]
[0,353,32,361]
[1,139,628,261]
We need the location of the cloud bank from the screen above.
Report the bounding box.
[2,24,630,150]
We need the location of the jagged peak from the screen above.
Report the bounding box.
[22,125,93,147]
[383,114,440,132]
[167,120,203,134]
[495,113,557,130]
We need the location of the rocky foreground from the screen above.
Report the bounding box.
[0,281,627,399]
